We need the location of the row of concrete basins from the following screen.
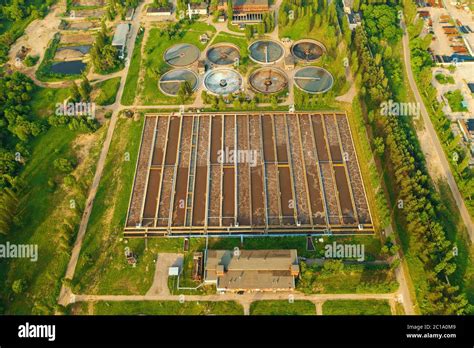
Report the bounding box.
[247,39,333,94]
[164,43,242,67]
[163,39,327,67]
[159,66,333,96]
[248,39,325,64]
[159,40,333,96]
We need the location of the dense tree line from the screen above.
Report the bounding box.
[0,0,52,21]
[408,10,474,216]
[0,71,98,235]
[106,0,139,20]
[353,19,469,314]
[279,0,338,31]
[278,0,340,56]
[0,72,41,234]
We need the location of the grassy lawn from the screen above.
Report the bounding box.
[121,29,144,106]
[323,300,392,315]
[94,77,121,106]
[139,21,215,105]
[227,21,245,34]
[0,124,105,314]
[70,300,243,315]
[72,230,386,296]
[208,235,382,260]
[298,263,398,294]
[72,117,154,295]
[250,300,316,315]
[279,17,312,40]
[435,73,454,85]
[444,90,467,112]
[30,85,73,118]
[168,276,216,295]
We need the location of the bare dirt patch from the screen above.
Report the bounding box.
[60,33,95,46]
[8,5,62,68]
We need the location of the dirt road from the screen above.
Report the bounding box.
[58,1,148,307]
[73,291,397,305]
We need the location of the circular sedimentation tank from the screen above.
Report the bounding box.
[249,67,288,94]
[164,43,200,67]
[158,69,199,96]
[291,39,326,62]
[248,40,284,64]
[294,67,334,94]
[203,68,243,95]
[206,43,240,66]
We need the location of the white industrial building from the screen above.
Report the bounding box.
[112,23,130,59]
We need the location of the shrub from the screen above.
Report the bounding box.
[53,158,75,173]
[12,279,27,294]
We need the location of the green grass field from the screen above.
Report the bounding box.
[69,300,243,315]
[322,300,392,315]
[435,73,454,85]
[444,90,468,112]
[72,228,387,296]
[0,124,104,314]
[121,29,144,106]
[72,117,157,295]
[30,86,73,118]
[94,77,121,106]
[298,263,398,294]
[250,300,316,315]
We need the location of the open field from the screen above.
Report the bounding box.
[0,124,105,314]
[30,85,73,117]
[250,300,316,315]
[94,77,121,106]
[69,300,243,315]
[73,230,385,295]
[72,117,152,295]
[59,32,95,46]
[125,112,373,236]
[297,263,398,294]
[322,299,392,315]
[121,29,144,106]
